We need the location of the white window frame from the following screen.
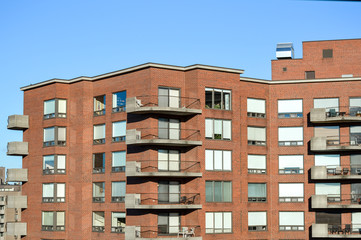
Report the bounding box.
[279,212,304,231]
[205,212,232,234]
[247,98,266,118]
[205,150,232,171]
[278,99,303,118]
[248,212,267,231]
[247,126,266,146]
[279,183,304,202]
[248,155,266,174]
[278,155,304,174]
[205,119,232,140]
[205,88,231,110]
[278,127,303,146]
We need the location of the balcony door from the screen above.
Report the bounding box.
[158,181,180,203]
[158,87,180,108]
[158,213,180,235]
[158,150,180,171]
[158,118,180,140]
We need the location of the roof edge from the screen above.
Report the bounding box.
[240,76,361,84]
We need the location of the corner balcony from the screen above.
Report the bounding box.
[311,165,361,180]
[126,129,202,147]
[312,223,361,238]
[7,168,28,182]
[7,142,28,156]
[7,115,29,130]
[310,136,361,152]
[6,222,27,236]
[126,96,202,116]
[311,194,361,209]
[125,193,202,210]
[126,161,202,178]
[6,195,27,209]
[124,225,202,240]
[310,107,361,124]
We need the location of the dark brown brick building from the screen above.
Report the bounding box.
[6,38,361,239]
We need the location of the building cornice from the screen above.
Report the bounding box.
[239,76,361,85]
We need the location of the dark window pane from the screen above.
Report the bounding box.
[323,49,333,58]
[214,91,222,109]
[205,91,213,108]
[305,71,315,79]
[316,212,340,225]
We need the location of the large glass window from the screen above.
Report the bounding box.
[314,98,339,113]
[159,87,180,108]
[350,97,361,116]
[248,212,267,231]
[93,124,105,144]
[278,99,303,118]
[247,98,265,118]
[112,121,126,142]
[42,211,65,231]
[279,183,304,202]
[42,183,65,203]
[279,212,304,231]
[113,91,126,113]
[248,183,267,202]
[158,150,180,171]
[44,99,67,119]
[205,150,232,171]
[248,155,266,174]
[278,127,303,146]
[158,213,180,235]
[43,155,66,174]
[112,151,126,172]
[206,181,232,202]
[158,181,180,203]
[205,212,232,233]
[93,182,105,203]
[350,126,361,145]
[205,119,231,140]
[352,213,361,232]
[278,155,303,174]
[248,127,266,146]
[111,212,126,233]
[205,88,231,110]
[92,211,105,232]
[315,154,340,168]
[93,153,105,173]
[112,181,126,202]
[43,127,66,147]
[159,118,180,140]
[94,95,106,116]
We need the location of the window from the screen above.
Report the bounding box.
[279,183,304,202]
[93,182,105,202]
[315,126,339,145]
[158,150,180,171]
[350,126,361,145]
[305,71,315,79]
[314,98,339,113]
[112,151,126,172]
[92,211,105,232]
[93,124,105,144]
[42,183,65,203]
[278,99,303,118]
[279,212,304,231]
[323,49,333,58]
[247,98,266,118]
[205,212,232,233]
[278,127,303,146]
[158,213,180,235]
[158,181,180,203]
[248,183,267,202]
[351,184,361,203]
[205,150,232,171]
[205,88,231,110]
[43,155,66,174]
[205,119,231,140]
[248,127,266,145]
[206,181,232,202]
[315,154,340,170]
[113,91,126,113]
[353,213,361,232]
[112,121,126,142]
[112,181,126,202]
[93,153,105,173]
[94,95,106,116]
[248,155,266,174]
[349,97,361,116]
[351,154,361,174]
[44,99,67,119]
[159,118,180,140]
[248,212,267,231]
[159,87,180,108]
[315,183,340,201]
[43,127,66,147]
[111,212,125,233]
[279,155,303,174]
[42,211,65,231]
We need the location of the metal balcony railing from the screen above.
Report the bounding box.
[325,165,361,176]
[324,106,361,118]
[326,194,361,205]
[323,135,361,147]
[135,225,200,238]
[138,193,200,205]
[135,160,200,173]
[134,95,201,110]
[134,128,201,142]
[327,224,361,235]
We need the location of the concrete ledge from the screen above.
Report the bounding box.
[7,169,28,182]
[311,166,361,180]
[312,224,328,238]
[125,226,202,240]
[6,222,27,236]
[7,195,27,209]
[126,139,202,147]
[7,115,29,130]
[311,137,361,152]
[7,142,28,156]
[311,108,361,123]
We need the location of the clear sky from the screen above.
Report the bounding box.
[0,0,360,170]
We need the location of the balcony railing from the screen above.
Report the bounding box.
[328,224,361,235]
[326,194,361,205]
[310,106,361,123]
[324,165,361,176]
[134,225,201,238]
[137,160,200,173]
[311,135,361,152]
[140,193,200,205]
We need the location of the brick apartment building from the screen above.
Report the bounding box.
[6,38,361,239]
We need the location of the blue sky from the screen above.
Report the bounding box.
[0,0,360,170]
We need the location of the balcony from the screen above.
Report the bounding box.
[6,222,27,236]
[7,115,29,130]
[311,165,361,180]
[312,223,361,238]
[6,195,27,209]
[7,142,28,156]
[125,193,202,210]
[310,107,361,124]
[126,129,202,147]
[311,194,361,209]
[310,136,361,152]
[126,161,202,178]
[126,96,202,116]
[7,169,28,182]
[124,225,202,240]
